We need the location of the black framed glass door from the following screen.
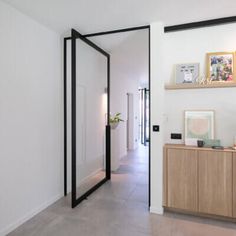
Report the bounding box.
[71,29,110,208]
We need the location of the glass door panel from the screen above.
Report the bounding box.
[71,29,110,207]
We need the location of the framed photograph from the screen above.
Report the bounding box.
[207,52,236,82]
[175,63,199,84]
[184,110,215,146]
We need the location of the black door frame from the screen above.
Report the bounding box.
[64,25,151,207]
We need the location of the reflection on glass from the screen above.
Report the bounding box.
[139,88,149,146]
[75,38,107,199]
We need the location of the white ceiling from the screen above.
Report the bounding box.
[89,31,137,52]
[3,0,235,87]
[88,30,149,87]
[107,30,149,87]
[2,0,236,35]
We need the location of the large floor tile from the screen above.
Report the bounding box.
[7,145,236,236]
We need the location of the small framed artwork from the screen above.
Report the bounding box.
[206,52,236,82]
[175,63,199,84]
[184,110,215,146]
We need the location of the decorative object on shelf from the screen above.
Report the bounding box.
[206,51,236,83]
[184,110,215,146]
[197,140,205,147]
[211,145,224,150]
[232,136,236,150]
[196,74,206,85]
[109,113,124,130]
[175,63,199,84]
[203,139,221,147]
[234,135,236,147]
[196,74,216,85]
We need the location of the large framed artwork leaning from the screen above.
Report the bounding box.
[184,110,215,146]
[206,51,236,83]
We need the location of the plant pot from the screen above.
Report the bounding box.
[110,122,119,130]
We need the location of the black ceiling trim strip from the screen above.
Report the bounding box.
[164,16,236,33]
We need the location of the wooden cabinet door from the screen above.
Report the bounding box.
[167,148,198,211]
[199,151,233,217]
[233,153,236,218]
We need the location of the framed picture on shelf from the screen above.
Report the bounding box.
[206,52,236,83]
[184,110,215,146]
[175,63,199,84]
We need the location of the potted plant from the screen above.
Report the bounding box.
[109,113,124,129]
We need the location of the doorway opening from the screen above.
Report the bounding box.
[64,25,150,208]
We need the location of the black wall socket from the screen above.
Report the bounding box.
[171,133,182,140]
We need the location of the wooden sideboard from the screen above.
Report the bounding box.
[163,144,236,220]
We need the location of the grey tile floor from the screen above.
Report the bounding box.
[8,145,236,236]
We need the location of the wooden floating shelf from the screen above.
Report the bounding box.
[165,82,236,90]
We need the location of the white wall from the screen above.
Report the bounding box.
[150,22,165,214]
[150,21,236,214]
[163,23,236,147]
[110,30,149,158]
[0,1,62,235]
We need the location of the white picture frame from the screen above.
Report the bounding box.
[175,63,200,84]
[184,110,215,146]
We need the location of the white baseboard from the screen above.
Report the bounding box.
[0,193,63,236]
[150,206,164,215]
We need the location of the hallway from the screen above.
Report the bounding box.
[8,146,236,236]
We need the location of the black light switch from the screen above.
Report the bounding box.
[171,133,182,140]
[153,125,160,132]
